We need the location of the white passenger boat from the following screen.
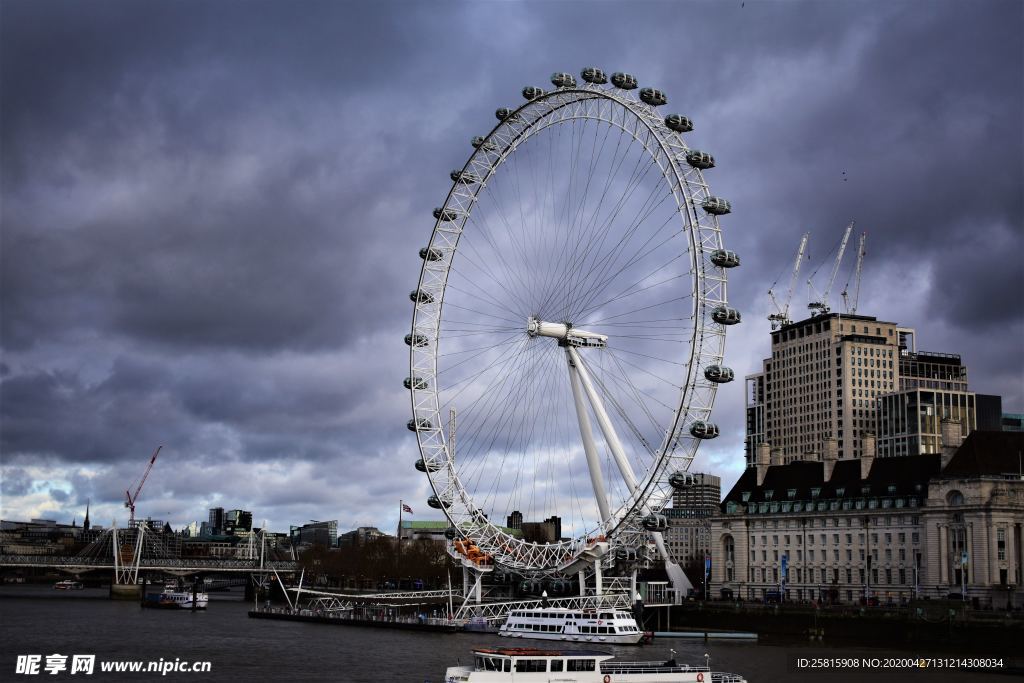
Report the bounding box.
[445,647,747,683]
[499,607,650,645]
[142,587,209,609]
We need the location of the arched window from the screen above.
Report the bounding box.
[946,490,964,506]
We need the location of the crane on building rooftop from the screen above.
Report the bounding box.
[124,445,161,527]
[841,231,867,314]
[767,232,810,330]
[807,221,854,315]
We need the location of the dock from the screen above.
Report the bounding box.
[248,608,462,633]
[654,630,758,641]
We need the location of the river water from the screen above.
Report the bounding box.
[0,586,1017,682]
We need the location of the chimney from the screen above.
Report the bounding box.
[823,437,839,481]
[940,418,964,469]
[860,432,876,479]
[770,448,784,467]
[756,443,771,487]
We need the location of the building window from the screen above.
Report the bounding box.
[998,528,1006,560]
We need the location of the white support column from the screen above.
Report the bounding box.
[566,349,612,522]
[568,347,638,493]
[578,570,587,597]
[594,559,603,596]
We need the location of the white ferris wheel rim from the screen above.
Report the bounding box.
[409,75,732,575]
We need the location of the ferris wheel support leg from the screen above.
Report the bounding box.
[578,570,587,597]
[568,347,639,492]
[565,349,612,523]
[594,559,603,596]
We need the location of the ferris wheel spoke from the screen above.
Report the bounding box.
[566,184,678,319]
[571,213,683,319]
[449,244,536,317]
[559,146,656,320]
[560,128,663,298]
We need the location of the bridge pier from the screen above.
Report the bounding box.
[110,582,141,600]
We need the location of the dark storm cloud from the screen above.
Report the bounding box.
[1,0,1021,529]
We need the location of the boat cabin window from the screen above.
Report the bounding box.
[567,659,596,672]
[476,656,506,671]
[515,659,547,673]
[550,659,564,672]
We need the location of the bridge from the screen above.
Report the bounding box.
[0,525,298,591]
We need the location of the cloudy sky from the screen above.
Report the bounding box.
[2,0,1021,536]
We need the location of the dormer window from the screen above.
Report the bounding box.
[810,487,821,499]
[887,484,897,494]
[835,487,845,497]
[765,490,774,500]
[787,488,797,499]
[861,485,871,495]
[741,491,751,502]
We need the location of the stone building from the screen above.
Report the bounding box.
[710,429,1024,607]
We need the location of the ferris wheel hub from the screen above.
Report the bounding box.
[527,316,607,348]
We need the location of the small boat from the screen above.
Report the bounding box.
[53,580,84,590]
[499,607,650,645]
[445,647,747,682]
[142,587,209,609]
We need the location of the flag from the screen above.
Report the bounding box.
[402,504,413,514]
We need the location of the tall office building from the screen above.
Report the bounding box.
[665,473,721,569]
[208,507,225,535]
[745,313,904,464]
[672,473,721,509]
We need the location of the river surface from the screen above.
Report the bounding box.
[0,586,1018,682]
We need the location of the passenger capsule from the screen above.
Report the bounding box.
[427,495,450,510]
[450,170,481,184]
[664,114,694,133]
[701,196,732,215]
[704,365,735,383]
[581,67,608,84]
[408,418,432,432]
[415,458,441,473]
[550,72,576,88]
[712,306,742,325]
[685,150,715,169]
[420,246,444,261]
[404,333,428,347]
[615,546,637,561]
[669,472,695,489]
[610,72,638,89]
[404,376,428,390]
[690,421,720,439]
[410,289,434,304]
[639,87,667,106]
[495,107,519,122]
[521,86,546,100]
[642,513,668,531]
[710,249,740,268]
[444,527,459,541]
[433,207,460,221]
[471,136,497,151]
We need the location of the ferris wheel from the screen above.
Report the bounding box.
[406,68,740,577]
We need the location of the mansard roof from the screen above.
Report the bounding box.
[941,431,1024,477]
[721,454,942,511]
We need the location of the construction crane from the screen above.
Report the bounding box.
[807,221,854,315]
[767,232,810,330]
[841,232,867,314]
[124,445,161,526]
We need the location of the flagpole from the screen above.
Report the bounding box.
[397,499,403,554]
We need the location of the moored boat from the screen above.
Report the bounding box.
[53,580,84,590]
[142,587,209,609]
[499,607,650,645]
[445,647,747,682]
